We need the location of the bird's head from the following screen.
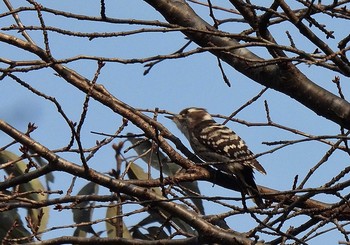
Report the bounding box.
[166,107,214,135]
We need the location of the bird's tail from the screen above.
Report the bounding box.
[237,168,265,208]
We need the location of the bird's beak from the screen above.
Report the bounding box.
[165,115,175,120]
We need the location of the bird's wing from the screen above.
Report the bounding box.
[194,122,266,175]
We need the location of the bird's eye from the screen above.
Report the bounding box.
[179,109,189,116]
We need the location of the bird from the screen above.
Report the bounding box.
[166,107,266,208]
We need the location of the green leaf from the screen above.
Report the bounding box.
[127,162,162,197]
[29,149,55,185]
[127,136,177,175]
[127,137,205,214]
[0,150,49,236]
[106,204,132,239]
[128,162,196,235]
[0,209,32,243]
[72,182,99,235]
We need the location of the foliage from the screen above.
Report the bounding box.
[1,1,350,244]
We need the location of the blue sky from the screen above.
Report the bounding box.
[1,1,350,243]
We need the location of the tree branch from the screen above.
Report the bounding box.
[0,119,263,245]
[143,0,350,129]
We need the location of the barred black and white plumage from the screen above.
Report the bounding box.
[167,107,266,208]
